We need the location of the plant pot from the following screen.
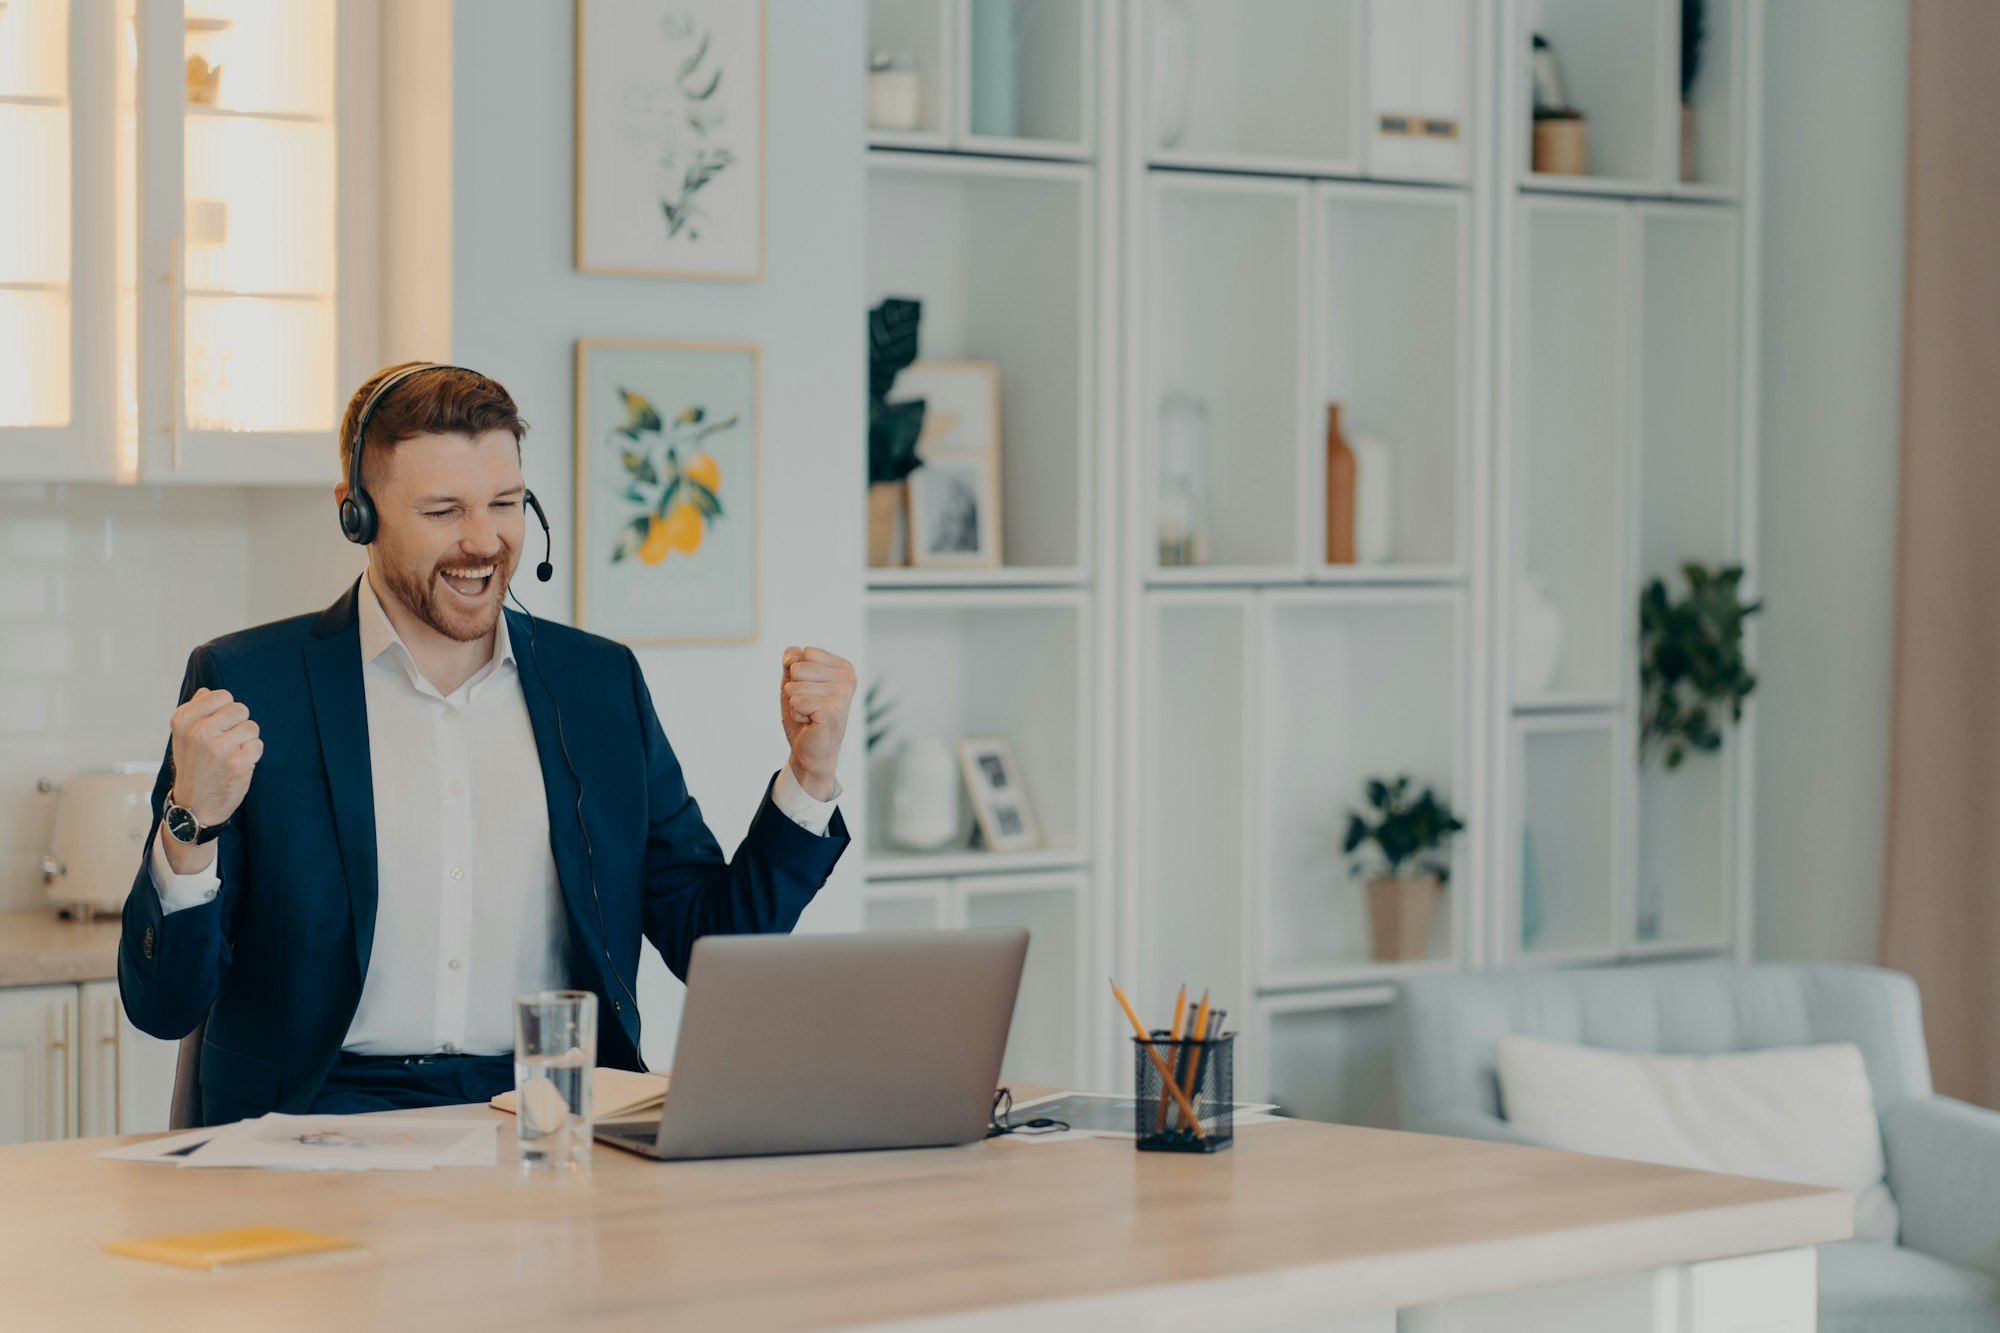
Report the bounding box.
[1679,100,1697,183]
[1531,117,1588,176]
[1366,874,1439,963]
[867,480,906,567]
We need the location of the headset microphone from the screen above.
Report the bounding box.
[523,489,555,583]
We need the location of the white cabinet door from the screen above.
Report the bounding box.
[78,980,180,1138]
[0,986,78,1144]
[133,0,380,485]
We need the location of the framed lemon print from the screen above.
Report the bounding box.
[575,338,760,644]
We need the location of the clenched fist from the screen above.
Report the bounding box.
[169,687,263,828]
[780,647,856,803]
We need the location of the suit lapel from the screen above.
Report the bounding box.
[509,608,605,977]
[303,579,380,979]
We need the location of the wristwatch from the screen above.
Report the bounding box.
[163,793,226,845]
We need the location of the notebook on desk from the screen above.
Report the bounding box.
[593,929,1028,1161]
[491,1067,669,1122]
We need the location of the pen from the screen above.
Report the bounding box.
[1173,991,1210,1131]
[1109,979,1205,1139]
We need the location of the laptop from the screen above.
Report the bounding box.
[592,928,1029,1161]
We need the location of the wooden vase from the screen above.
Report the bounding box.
[1531,117,1588,176]
[867,480,906,567]
[1366,874,1439,963]
[1324,404,1356,564]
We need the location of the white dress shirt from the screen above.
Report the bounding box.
[151,574,840,1056]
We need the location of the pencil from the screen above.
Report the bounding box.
[1172,991,1211,1131]
[1109,979,1205,1139]
[1154,986,1189,1133]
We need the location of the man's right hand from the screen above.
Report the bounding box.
[159,687,262,876]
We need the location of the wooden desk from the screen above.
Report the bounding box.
[0,1094,1849,1332]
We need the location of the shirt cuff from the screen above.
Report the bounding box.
[771,766,841,837]
[150,836,221,915]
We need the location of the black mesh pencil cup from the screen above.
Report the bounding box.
[1134,1031,1234,1152]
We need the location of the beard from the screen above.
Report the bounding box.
[378,546,516,643]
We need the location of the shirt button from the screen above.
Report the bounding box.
[442,1041,457,1055]
[442,709,457,722]
[448,958,462,972]
[449,783,463,795]
[451,867,463,880]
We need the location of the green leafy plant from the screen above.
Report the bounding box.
[1640,561,1760,770]
[868,298,926,486]
[1342,777,1465,882]
[1681,0,1708,102]
[864,677,896,753]
[656,14,735,241]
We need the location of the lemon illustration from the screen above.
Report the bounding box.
[685,451,720,492]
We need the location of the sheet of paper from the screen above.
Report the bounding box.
[176,1116,499,1171]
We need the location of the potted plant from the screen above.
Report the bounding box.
[1639,561,1760,770]
[1342,777,1465,963]
[1529,34,1588,176]
[867,297,925,566]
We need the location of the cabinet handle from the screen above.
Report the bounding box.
[51,1002,71,1139]
[100,1004,123,1135]
[166,233,183,471]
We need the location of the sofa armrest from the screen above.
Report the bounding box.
[1883,1096,2000,1280]
[1404,1107,1544,1148]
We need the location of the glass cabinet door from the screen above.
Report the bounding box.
[135,0,375,484]
[0,0,117,478]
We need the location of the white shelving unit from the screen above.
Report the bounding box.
[1120,0,1493,1111]
[861,0,1114,1088]
[856,0,1760,1118]
[1492,0,1761,975]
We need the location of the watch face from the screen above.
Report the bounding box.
[165,804,200,843]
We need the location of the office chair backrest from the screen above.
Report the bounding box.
[169,1019,205,1130]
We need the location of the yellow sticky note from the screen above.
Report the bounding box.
[105,1225,363,1271]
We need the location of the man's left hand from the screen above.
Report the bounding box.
[780,646,856,802]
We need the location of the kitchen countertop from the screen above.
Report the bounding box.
[0,907,123,988]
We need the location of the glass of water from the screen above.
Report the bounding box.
[513,989,597,1170]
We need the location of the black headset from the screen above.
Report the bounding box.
[338,362,646,1059]
[339,362,553,584]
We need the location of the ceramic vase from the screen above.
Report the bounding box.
[889,737,961,851]
[1514,575,1563,696]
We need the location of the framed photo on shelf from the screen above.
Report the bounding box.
[574,0,766,281]
[891,361,1002,568]
[574,338,760,645]
[957,735,1040,854]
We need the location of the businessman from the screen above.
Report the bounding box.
[119,362,855,1126]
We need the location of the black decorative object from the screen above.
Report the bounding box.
[868,297,926,487]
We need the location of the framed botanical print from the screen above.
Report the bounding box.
[574,0,765,280]
[574,338,760,644]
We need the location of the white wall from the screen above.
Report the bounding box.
[1754,0,1908,964]
[0,484,254,912]
[451,0,867,1066]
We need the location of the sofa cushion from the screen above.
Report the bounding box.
[1818,1240,2000,1333]
[1496,1033,1898,1241]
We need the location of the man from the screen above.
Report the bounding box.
[119,363,855,1126]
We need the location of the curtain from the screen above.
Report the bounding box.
[1881,0,2000,1110]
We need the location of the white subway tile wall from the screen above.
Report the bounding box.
[0,485,252,912]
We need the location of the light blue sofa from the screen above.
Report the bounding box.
[1391,964,2000,1333]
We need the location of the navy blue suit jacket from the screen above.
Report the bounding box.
[119,578,849,1125]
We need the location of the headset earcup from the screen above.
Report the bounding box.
[340,491,375,545]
